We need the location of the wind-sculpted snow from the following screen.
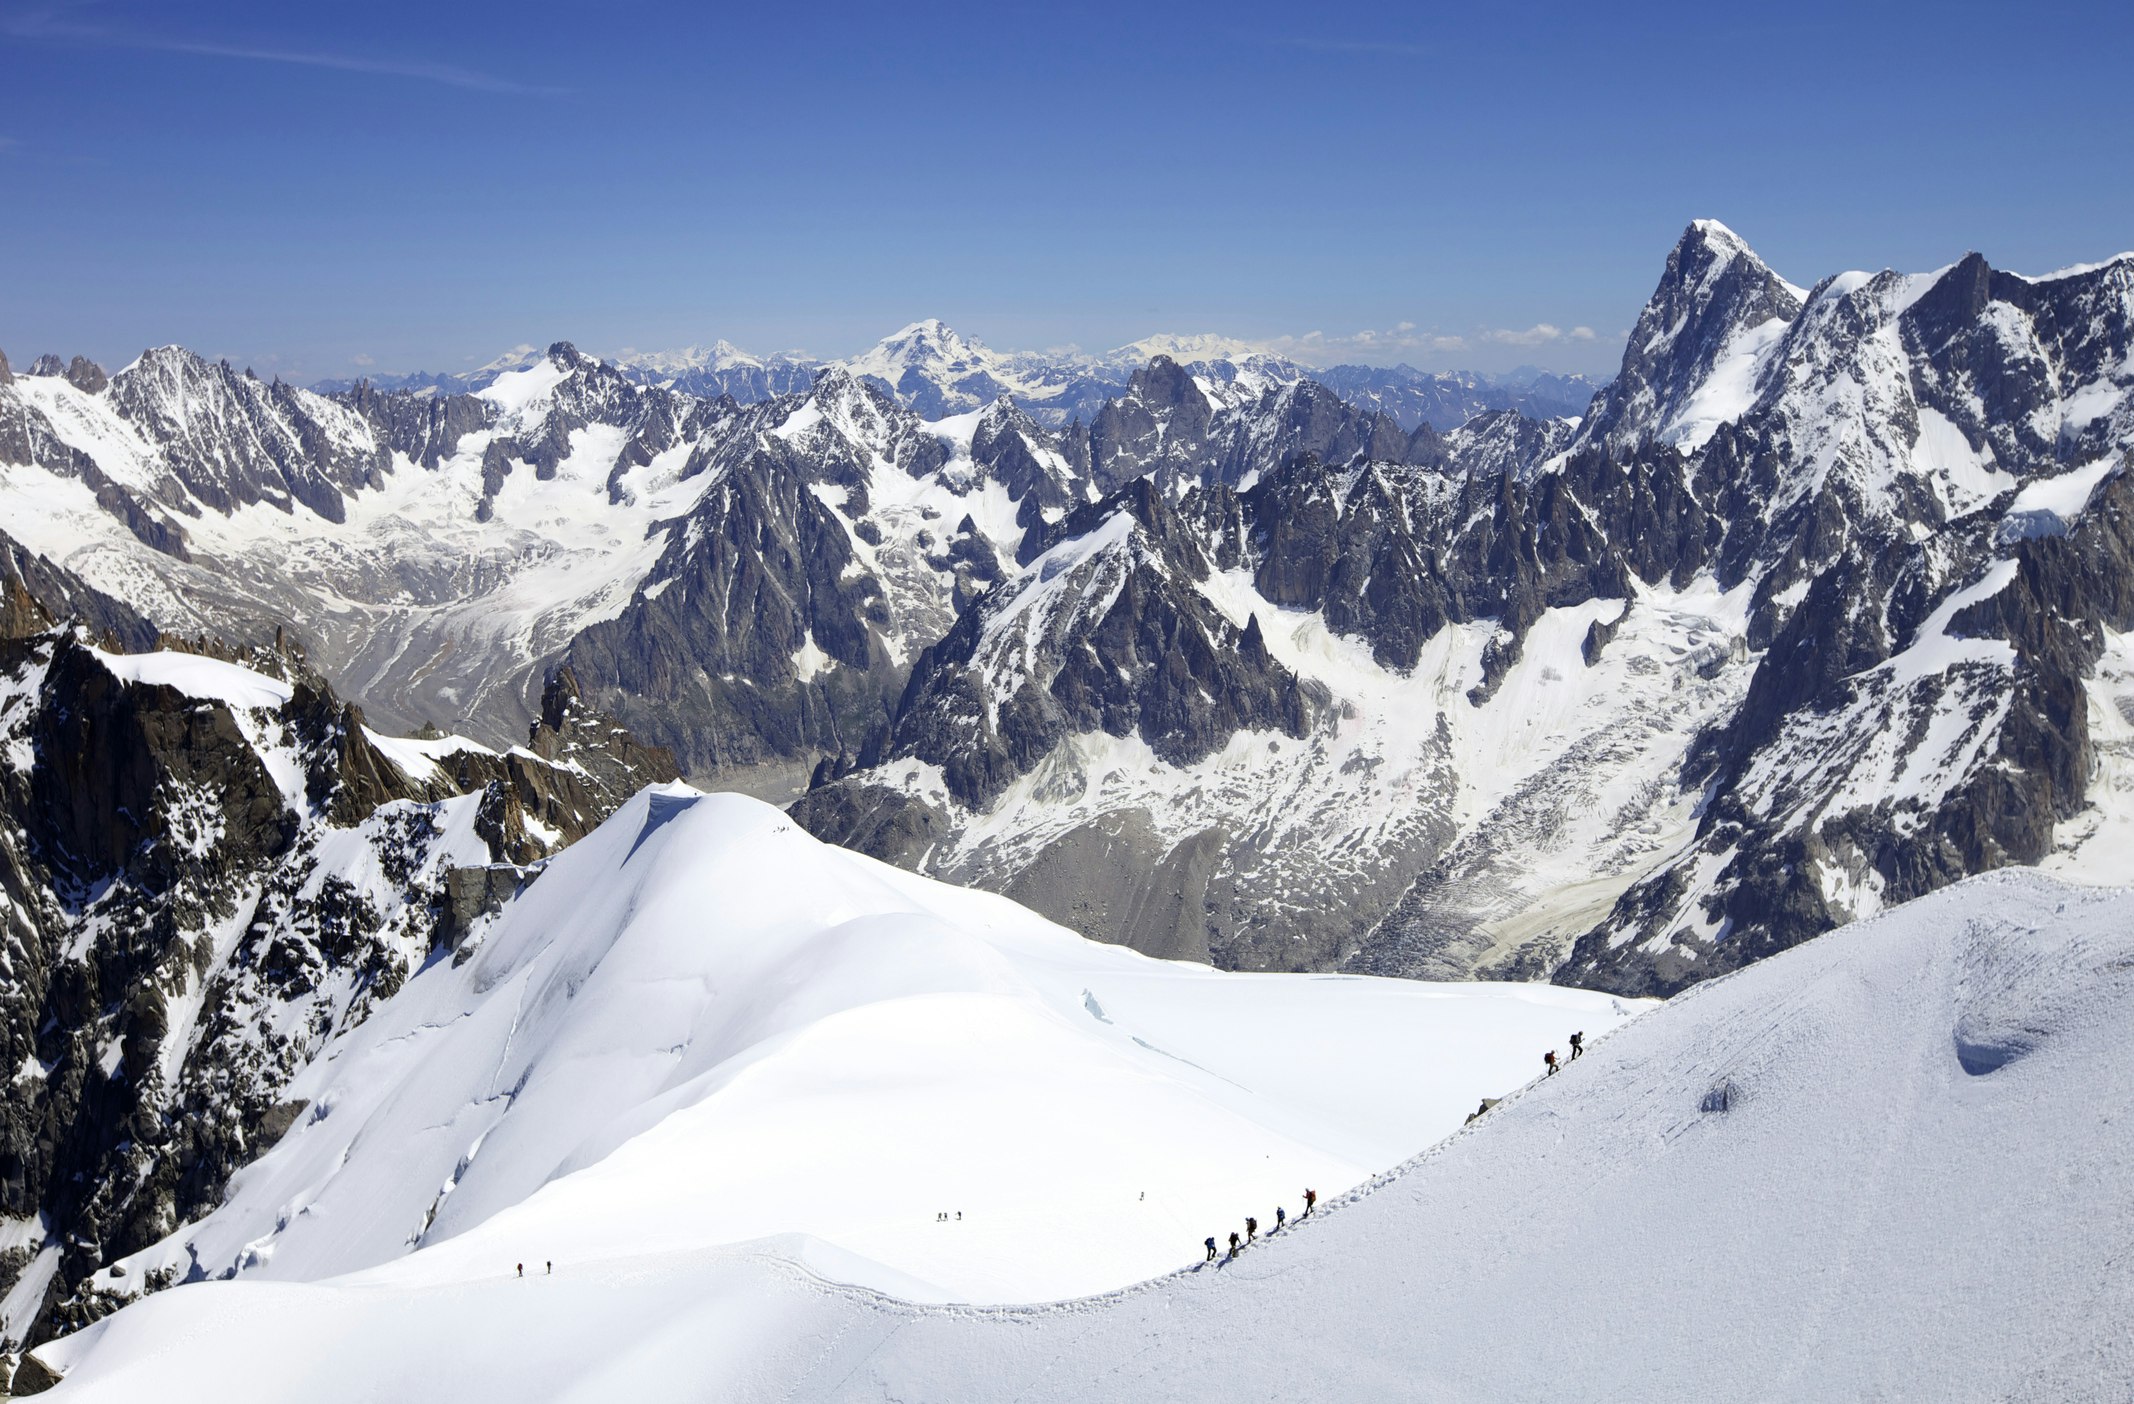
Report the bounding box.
[62,785,1636,1324]
[33,872,2131,1401]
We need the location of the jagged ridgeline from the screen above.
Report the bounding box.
[0,223,2129,1008]
[0,556,675,1355]
[795,225,2134,990]
[0,222,2130,1365]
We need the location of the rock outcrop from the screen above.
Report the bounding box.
[0,632,671,1357]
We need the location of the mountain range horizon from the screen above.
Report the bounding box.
[7,0,2133,1392]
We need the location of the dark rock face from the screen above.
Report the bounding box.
[1561,463,2134,995]
[106,347,392,522]
[800,226,2134,997]
[339,382,494,469]
[969,397,1077,514]
[1082,359,1427,494]
[7,1349,62,1393]
[0,631,671,1354]
[507,664,683,844]
[859,477,1324,813]
[562,446,891,786]
[1580,220,1804,453]
[62,358,108,396]
[0,532,158,650]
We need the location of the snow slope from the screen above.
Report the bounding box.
[84,785,1637,1316]
[40,869,2130,1401]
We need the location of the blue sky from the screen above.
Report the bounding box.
[3,0,2129,382]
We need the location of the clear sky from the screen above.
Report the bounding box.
[3,0,2129,382]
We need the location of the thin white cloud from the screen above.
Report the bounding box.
[160,37,561,94]
[1246,319,1619,368]
[3,7,559,94]
[1484,324,1565,347]
[1263,324,1470,364]
[350,353,375,367]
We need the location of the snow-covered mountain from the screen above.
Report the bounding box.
[6,221,2130,1004]
[33,786,1637,1329]
[607,341,820,402]
[309,344,548,398]
[25,867,2130,1400]
[0,626,675,1357]
[316,325,1601,431]
[0,333,1490,793]
[797,222,2134,991]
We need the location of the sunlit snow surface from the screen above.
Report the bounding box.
[44,869,2132,1402]
[91,786,1638,1316]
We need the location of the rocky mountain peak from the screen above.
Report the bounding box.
[1579,220,1805,454]
[881,317,965,353]
[839,319,1023,419]
[1126,354,1203,407]
[64,356,109,395]
[539,661,585,732]
[103,345,383,523]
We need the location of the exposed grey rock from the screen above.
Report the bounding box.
[62,357,107,396]
[0,628,672,1352]
[0,530,158,650]
[7,1349,62,1394]
[799,231,2134,997]
[561,444,892,786]
[107,346,387,521]
[1579,220,1804,454]
[1582,603,1628,665]
[439,864,532,956]
[865,476,1322,813]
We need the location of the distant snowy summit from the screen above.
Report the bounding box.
[315,319,1603,431]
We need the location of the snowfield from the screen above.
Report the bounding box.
[37,865,2131,1401]
[79,786,1638,1316]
